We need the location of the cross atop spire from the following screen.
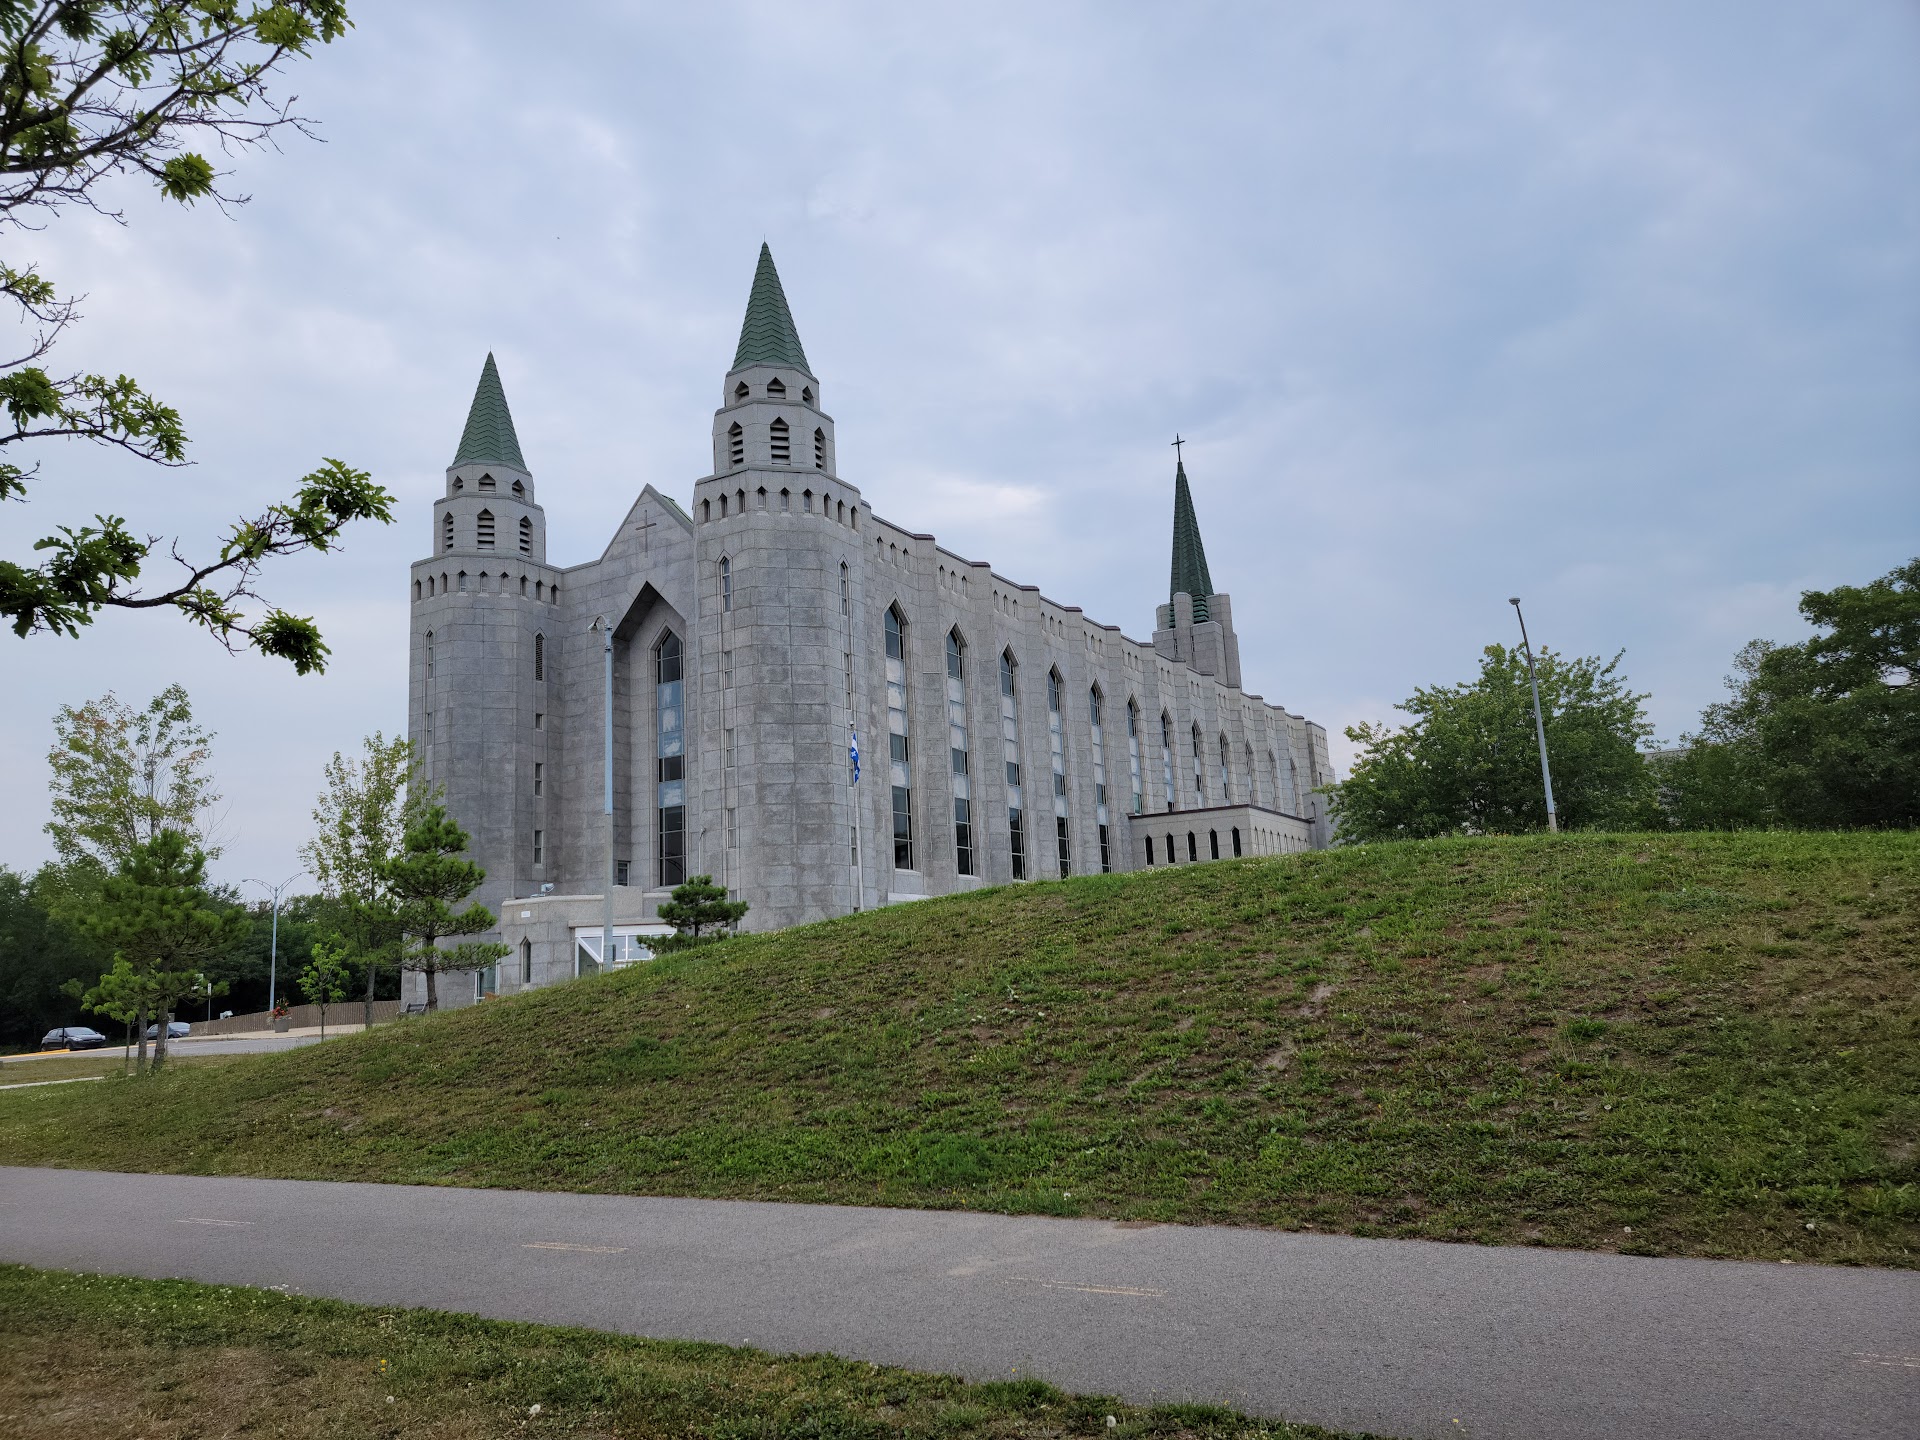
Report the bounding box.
[451,352,527,470]
[731,242,812,375]
[1169,451,1215,622]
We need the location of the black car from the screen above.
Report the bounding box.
[41,1026,108,1051]
[143,1020,193,1041]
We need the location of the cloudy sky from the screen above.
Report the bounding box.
[4,1,1916,889]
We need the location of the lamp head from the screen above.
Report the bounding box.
[1508,596,1522,607]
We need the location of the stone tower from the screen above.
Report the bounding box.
[409,354,562,928]
[1154,456,1242,689]
[690,244,870,922]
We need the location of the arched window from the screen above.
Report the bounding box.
[520,937,533,986]
[802,489,813,512]
[719,555,732,612]
[1126,701,1143,814]
[1047,669,1070,877]
[1001,650,1025,879]
[1089,686,1110,872]
[757,486,767,509]
[1191,723,1205,803]
[1287,757,1300,813]
[769,417,790,464]
[533,632,545,681]
[413,579,421,601]
[1161,712,1176,812]
[519,515,532,554]
[1187,832,1198,862]
[457,570,468,593]
[656,632,685,886]
[1247,742,1258,805]
[1145,836,1155,865]
[442,511,454,552]
[520,574,527,596]
[426,575,434,597]
[701,499,711,522]
[840,561,849,615]
[814,427,826,470]
[728,421,744,467]
[736,488,745,513]
[425,630,434,677]
[1232,827,1243,857]
[1210,830,1220,860]
[767,376,786,398]
[885,606,913,870]
[1166,831,1175,863]
[1219,734,1230,802]
[836,499,845,523]
[780,487,791,511]
[947,630,972,876]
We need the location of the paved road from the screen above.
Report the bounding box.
[6,1033,335,1063]
[0,1168,1912,1440]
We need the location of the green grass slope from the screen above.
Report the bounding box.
[2,833,1915,1265]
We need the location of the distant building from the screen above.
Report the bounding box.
[408,246,1334,1004]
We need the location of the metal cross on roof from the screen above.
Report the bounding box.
[1171,434,1185,462]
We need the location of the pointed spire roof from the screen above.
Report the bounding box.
[451,353,526,470]
[1169,457,1216,622]
[730,242,812,374]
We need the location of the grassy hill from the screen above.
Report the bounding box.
[2,832,1914,1266]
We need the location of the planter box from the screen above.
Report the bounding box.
[270,1017,291,1033]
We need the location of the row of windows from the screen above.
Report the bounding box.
[450,473,525,497]
[725,418,827,471]
[1142,824,1309,864]
[442,510,533,554]
[733,378,813,405]
[700,484,852,524]
[414,571,560,602]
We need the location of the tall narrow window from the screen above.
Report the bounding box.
[1219,734,1231,802]
[814,427,826,469]
[1047,669,1070,877]
[519,516,532,554]
[770,417,790,464]
[533,829,543,863]
[840,562,849,616]
[1287,757,1300,813]
[520,937,532,985]
[442,511,454,552]
[885,605,913,870]
[1161,713,1176,812]
[533,761,543,796]
[657,632,686,886]
[1247,743,1259,805]
[1192,724,1205,804]
[533,632,545,681]
[728,422,744,467]
[1090,687,1110,873]
[1127,701,1144,815]
[719,555,732,612]
[947,631,972,876]
[1002,651,1025,879]
[476,509,495,548]
[1270,751,1283,810]
[425,631,434,678]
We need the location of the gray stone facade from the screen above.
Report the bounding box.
[407,249,1334,1005]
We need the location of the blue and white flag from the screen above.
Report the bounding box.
[849,727,860,784]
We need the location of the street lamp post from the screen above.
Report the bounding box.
[1508,597,1559,833]
[243,873,304,1016]
[592,615,614,973]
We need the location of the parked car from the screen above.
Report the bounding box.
[143,1020,193,1041]
[41,1026,108,1051]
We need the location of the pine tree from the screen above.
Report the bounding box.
[652,875,749,955]
[381,807,507,1012]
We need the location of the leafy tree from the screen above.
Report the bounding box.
[46,683,220,865]
[382,806,506,1013]
[0,2,392,673]
[1660,558,1918,829]
[77,829,244,1071]
[652,874,748,955]
[299,732,429,1025]
[1334,645,1657,842]
[0,862,99,1049]
[298,935,350,1037]
[71,957,152,1069]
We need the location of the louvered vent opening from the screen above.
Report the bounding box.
[767,377,786,397]
[442,512,454,552]
[728,422,744,467]
[476,510,495,548]
[519,516,532,554]
[814,427,826,470]
[769,417,790,464]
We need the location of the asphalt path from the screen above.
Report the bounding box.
[0,1168,1912,1440]
[7,1033,333,1063]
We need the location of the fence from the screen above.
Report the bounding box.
[191,1000,402,1036]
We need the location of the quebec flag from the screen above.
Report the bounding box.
[849,727,860,785]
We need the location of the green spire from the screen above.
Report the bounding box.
[451,353,526,470]
[730,242,812,374]
[1169,457,1215,622]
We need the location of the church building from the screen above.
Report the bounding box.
[408,245,1334,1003]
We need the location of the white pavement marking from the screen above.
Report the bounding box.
[523,1241,627,1254]
[174,1218,254,1228]
[0,1076,105,1091]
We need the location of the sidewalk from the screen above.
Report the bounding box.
[1,1166,1913,1440]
